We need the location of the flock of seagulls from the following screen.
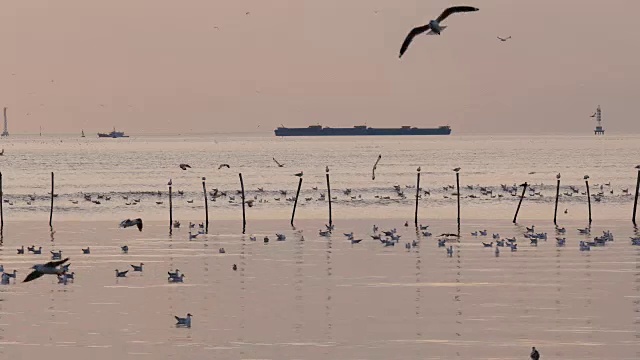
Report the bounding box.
[2,211,637,332]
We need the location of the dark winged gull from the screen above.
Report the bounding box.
[218,164,230,169]
[497,36,511,42]
[23,258,70,283]
[120,218,143,231]
[399,6,479,58]
[179,163,191,170]
[175,313,192,328]
[273,157,285,167]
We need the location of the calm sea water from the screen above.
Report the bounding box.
[0,133,638,222]
[0,134,638,359]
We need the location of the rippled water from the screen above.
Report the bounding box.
[0,219,638,359]
[0,134,639,359]
[0,134,638,222]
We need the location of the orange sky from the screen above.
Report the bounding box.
[1,0,639,135]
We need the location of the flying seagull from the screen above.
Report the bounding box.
[179,164,191,170]
[218,164,230,169]
[120,218,143,231]
[399,6,479,58]
[23,258,70,283]
[497,36,511,42]
[273,157,284,167]
[372,154,382,180]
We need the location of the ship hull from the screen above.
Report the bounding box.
[98,131,129,138]
[274,126,451,137]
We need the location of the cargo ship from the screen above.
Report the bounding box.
[97,127,129,138]
[274,125,451,136]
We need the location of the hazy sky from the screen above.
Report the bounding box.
[1,0,639,135]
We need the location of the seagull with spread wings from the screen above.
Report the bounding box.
[23,258,70,283]
[399,6,479,58]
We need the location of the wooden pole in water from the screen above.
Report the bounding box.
[553,175,561,225]
[168,180,173,235]
[414,168,421,227]
[0,172,3,231]
[455,170,461,230]
[584,177,591,225]
[585,178,592,225]
[202,177,209,234]
[513,182,528,224]
[291,177,303,227]
[49,172,54,228]
[239,173,246,234]
[633,170,640,226]
[326,172,332,228]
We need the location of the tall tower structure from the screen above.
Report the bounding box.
[1,107,8,137]
[594,105,604,135]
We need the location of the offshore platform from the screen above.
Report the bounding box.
[593,105,604,135]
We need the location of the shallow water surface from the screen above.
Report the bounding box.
[0,219,638,359]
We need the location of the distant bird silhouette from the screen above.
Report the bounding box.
[120,218,143,231]
[556,173,561,180]
[399,6,479,58]
[23,258,70,283]
[179,164,191,170]
[584,175,590,180]
[635,165,640,169]
[530,347,540,360]
[218,164,230,169]
[273,158,285,167]
[590,112,597,118]
[453,167,461,172]
[497,36,511,42]
[326,166,329,173]
[294,171,303,177]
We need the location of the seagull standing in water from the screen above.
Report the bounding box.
[399,6,479,58]
[23,258,70,283]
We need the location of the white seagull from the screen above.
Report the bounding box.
[399,6,479,58]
